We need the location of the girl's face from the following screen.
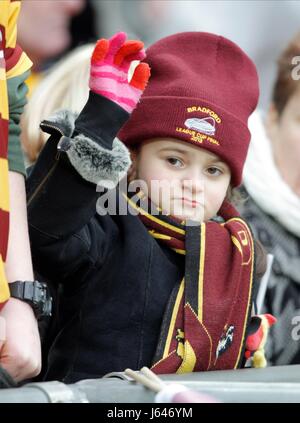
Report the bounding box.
[133,138,231,222]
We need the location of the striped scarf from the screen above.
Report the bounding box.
[124,191,256,373]
[0,0,32,305]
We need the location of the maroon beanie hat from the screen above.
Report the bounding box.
[118,32,259,187]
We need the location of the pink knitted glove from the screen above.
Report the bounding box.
[89,32,150,113]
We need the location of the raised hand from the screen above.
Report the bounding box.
[89,32,150,114]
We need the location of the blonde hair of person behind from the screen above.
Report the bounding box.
[22,44,94,163]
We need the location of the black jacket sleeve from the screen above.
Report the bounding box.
[27,92,130,280]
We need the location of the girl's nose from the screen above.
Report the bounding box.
[182,167,204,194]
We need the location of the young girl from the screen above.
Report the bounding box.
[27,32,268,383]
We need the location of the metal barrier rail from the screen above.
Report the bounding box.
[1,365,300,403]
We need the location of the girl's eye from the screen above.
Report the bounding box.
[167,157,184,168]
[206,166,223,176]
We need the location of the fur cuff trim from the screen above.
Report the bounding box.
[45,109,78,137]
[44,109,131,187]
[66,134,131,187]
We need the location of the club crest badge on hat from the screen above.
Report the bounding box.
[185,117,216,136]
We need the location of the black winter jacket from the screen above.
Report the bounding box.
[27,93,185,383]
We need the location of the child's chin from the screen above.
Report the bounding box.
[173,212,203,224]
[175,207,204,222]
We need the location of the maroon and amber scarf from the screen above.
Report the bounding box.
[0,0,32,306]
[124,191,256,373]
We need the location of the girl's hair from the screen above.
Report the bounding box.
[272,32,300,114]
[22,44,94,163]
[226,185,246,207]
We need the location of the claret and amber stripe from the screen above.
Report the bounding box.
[0,0,32,307]
[123,191,256,374]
